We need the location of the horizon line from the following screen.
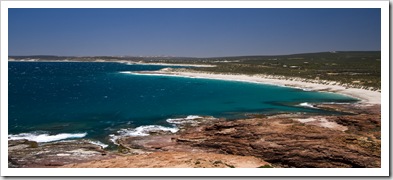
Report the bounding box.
[8,50,382,59]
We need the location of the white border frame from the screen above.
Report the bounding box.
[1,1,389,176]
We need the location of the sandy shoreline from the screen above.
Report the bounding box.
[121,62,216,67]
[125,70,381,105]
[9,60,380,104]
[9,63,381,168]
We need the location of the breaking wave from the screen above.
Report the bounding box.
[166,115,203,124]
[299,102,318,109]
[109,125,179,144]
[8,132,87,143]
[87,140,109,149]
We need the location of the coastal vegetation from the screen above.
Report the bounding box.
[195,51,381,90]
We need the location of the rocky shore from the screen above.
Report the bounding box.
[8,139,116,168]
[8,62,381,168]
[8,103,380,168]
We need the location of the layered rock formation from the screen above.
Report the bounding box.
[64,151,270,168]
[8,104,380,168]
[114,104,380,168]
[8,140,115,168]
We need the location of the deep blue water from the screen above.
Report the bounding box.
[8,62,357,146]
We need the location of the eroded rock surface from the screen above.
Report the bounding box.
[8,140,115,168]
[64,151,270,168]
[172,105,380,168]
[116,104,380,168]
[9,104,380,168]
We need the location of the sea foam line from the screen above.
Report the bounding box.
[109,115,214,145]
[87,140,109,149]
[166,115,203,124]
[109,125,179,144]
[119,71,196,78]
[299,102,318,109]
[119,71,290,88]
[119,125,179,136]
[122,71,369,104]
[123,62,216,67]
[8,132,87,143]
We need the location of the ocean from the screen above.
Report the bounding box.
[8,62,358,147]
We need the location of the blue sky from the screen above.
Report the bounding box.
[9,8,381,57]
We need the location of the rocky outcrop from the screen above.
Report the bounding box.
[116,104,380,168]
[63,151,270,168]
[176,117,379,168]
[8,140,115,168]
[9,104,380,168]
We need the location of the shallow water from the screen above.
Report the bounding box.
[8,62,357,146]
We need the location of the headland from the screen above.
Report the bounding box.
[8,52,381,168]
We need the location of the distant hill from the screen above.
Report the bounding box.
[9,51,381,62]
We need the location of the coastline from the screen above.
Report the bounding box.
[57,102,380,168]
[120,62,216,67]
[125,68,381,105]
[8,60,381,105]
[8,61,381,168]
[9,102,381,168]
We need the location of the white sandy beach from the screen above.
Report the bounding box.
[127,69,381,105]
[10,60,380,104]
[121,61,216,67]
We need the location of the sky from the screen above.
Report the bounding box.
[8,8,381,57]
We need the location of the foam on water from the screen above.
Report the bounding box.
[119,71,190,78]
[299,102,317,109]
[120,125,179,136]
[9,62,359,146]
[109,125,179,144]
[185,115,203,120]
[87,140,109,149]
[109,134,119,145]
[166,115,203,124]
[302,88,313,91]
[8,132,87,143]
[322,102,352,105]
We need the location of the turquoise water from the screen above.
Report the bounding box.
[8,62,357,146]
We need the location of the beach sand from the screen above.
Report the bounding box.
[122,62,216,67]
[128,69,381,105]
